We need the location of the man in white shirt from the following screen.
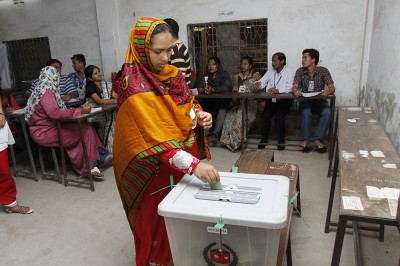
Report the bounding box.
[254,52,294,150]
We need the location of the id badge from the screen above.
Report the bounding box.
[308,80,315,92]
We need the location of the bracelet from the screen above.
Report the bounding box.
[0,112,4,115]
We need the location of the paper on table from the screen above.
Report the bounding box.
[342,196,364,210]
[382,187,400,200]
[67,98,80,103]
[366,186,399,200]
[371,150,385,157]
[383,163,397,169]
[388,199,398,217]
[302,92,320,98]
[12,107,27,115]
[366,186,384,199]
[90,107,102,113]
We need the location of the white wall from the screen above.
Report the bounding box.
[0,0,102,77]
[113,0,368,106]
[1,0,369,107]
[366,0,400,152]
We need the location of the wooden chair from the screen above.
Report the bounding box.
[37,145,62,184]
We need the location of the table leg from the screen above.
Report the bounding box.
[325,140,339,233]
[56,121,67,185]
[240,99,246,154]
[20,116,38,181]
[328,110,339,177]
[78,120,95,191]
[328,97,336,155]
[331,216,347,266]
[352,222,362,266]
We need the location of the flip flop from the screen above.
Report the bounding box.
[4,205,33,214]
[299,141,312,152]
[314,140,327,153]
[90,167,104,179]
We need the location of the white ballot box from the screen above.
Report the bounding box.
[158,172,290,266]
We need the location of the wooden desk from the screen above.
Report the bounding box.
[234,149,301,266]
[57,103,116,191]
[195,92,335,153]
[9,111,39,181]
[324,107,400,266]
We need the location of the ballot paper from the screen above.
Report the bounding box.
[342,196,364,210]
[12,107,27,115]
[90,107,103,113]
[366,186,400,200]
[302,92,320,98]
[371,150,385,158]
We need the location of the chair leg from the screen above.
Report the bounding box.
[9,145,18,177]
[37,145,45,180]
[50,147,62,184]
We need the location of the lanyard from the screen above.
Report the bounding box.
[274,72,282,88]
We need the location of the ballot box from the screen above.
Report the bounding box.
[158,172,290,265]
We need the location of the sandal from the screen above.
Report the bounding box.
[90,167,104,178]
[299,141,312,153]
[104,154,113,164]
[314,140,327,153]
[4,205,33,214]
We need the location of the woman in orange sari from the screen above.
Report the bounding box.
[113,17,220,265]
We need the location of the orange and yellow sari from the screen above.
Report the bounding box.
[113,17,209,265]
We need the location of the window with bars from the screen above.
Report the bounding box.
[187,19,268,80]
[4,37,51,90]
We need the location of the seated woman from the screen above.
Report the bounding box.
[26,66,112,178]
[220,56,261,151]
[85,65,117,151]
[197,56,233,142]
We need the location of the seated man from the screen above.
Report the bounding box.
[28,59,77,101]
[292,48,335,152]
[255,52,294,150]
[69,54,87,99]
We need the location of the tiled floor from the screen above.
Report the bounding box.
[1,145,399,265]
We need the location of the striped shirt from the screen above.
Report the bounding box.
[28,75,77,96]
[169,40,191,86]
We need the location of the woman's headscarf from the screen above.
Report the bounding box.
[25,66,66,123]
[113,17,209,227]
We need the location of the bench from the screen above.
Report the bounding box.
[234,149,301,266]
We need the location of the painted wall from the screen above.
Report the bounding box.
[1,0,369,107]
[0,0,102,78]
[366,0,400,152]
[113,0,368,106]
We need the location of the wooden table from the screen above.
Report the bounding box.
[234,149,301,266]
[195,92,335,153]
[57,103,116,191]
[324,107,400,265]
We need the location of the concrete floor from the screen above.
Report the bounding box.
[1,145,399,266]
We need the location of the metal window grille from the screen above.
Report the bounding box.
[4,37,51,90]
[187,18,268,80]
